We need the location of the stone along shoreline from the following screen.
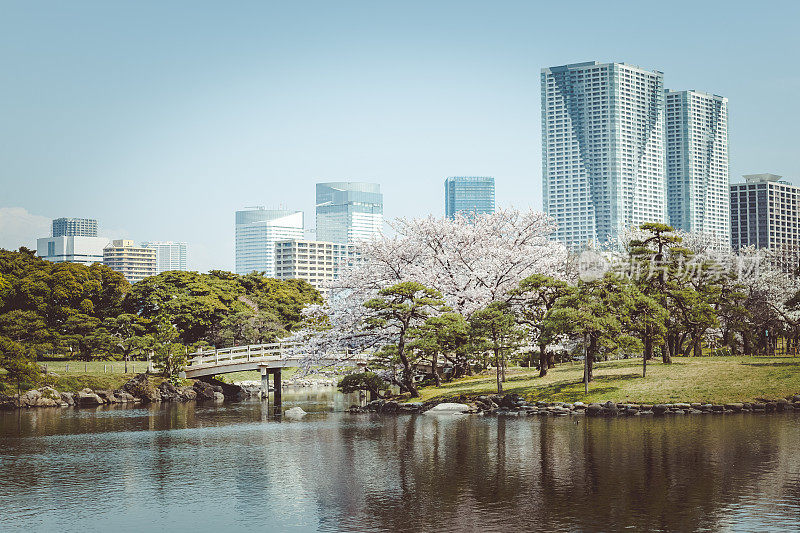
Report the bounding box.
[349,393,800,416]
[0,374,253,409]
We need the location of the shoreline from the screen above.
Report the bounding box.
[349,393,800,416]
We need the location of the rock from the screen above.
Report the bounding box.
[765,402,777,412]
[639,410,654,416]
[604,401,617,409]
[18,389,41,407]
[573,401,586,409]
[688,409,704,414]
[586,403,603,417]
[640,404,653,411]
[424,402,471,414]
[284,406,307,419]
[34,395,59,407]
[674,403,691,409]
[75,389,104,406]
[198,377,244,401]
[119,391,137,403]
[690,403,702,409]
[653,404,669,415]
[792,394,800,402]
[60,392,75,405]
[212,392,225,402]
[711,405,725,412]
[193,381,220,402]
[499,394,521,409]
[381,401,400,414]
[123,374,161,403]
[725,403,744,412]
[752,403,766,411]
[624,408,640,416]
[158,382,181,402]
[776,399,790,412]
[95,390,119,403]
[178,387,197,401]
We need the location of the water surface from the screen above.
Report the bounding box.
[1,388,799,532]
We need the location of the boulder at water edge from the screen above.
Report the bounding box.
[424,402,471,414]
[285,407,307,419]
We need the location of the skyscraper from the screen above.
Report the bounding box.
[730,174,800,250]
[141,241,188,273]
[444,176,495,219]
[315,182,383,244]
[52,217,98,237]
[666,90,729,241]
[36,236,110,265]
[235,207,304,276]
[541,61,666,248]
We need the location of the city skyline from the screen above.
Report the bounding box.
[1,2,799,271]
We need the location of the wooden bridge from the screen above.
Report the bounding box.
[185,342,369,401]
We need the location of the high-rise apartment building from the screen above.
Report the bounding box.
[730,174,800,250]
[274,239,354,296]
[541,61,666,248]
[52,217,98,237]
[444,176,495,219]
[315,182,383,244]
[235,207,304,276]
[36,236,110,265]
[103,239,157,283]
[141,241,188,273]
[666,90,730,241]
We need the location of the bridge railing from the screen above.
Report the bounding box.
[187,342,291,367]
[186,342,371,369]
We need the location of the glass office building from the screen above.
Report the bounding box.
[444,176,495,219]
[541,61,666,248]
[235,207,304,276]
[315,182,383,244]
[141,241,189,273]
[666,90,729,242]
[52,217,98,237]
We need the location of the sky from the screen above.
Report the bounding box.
[1,0,799,272]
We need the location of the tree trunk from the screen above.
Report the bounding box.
[587,335,596,382]
[538,342,548,378]
[495,348,502,393]
[643,334,650,377]
[693,335,702,358]
[432,352,441,387]
[397,334,418,397]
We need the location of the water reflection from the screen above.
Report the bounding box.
[1,390,798,532]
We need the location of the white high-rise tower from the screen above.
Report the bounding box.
[541,61,666,248]
[666,90,729,242]
[235,207,304,276]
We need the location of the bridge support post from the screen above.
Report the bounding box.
[260,368,269,399]
[273,369,282,406]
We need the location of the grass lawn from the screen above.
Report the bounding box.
[413,356,800,404]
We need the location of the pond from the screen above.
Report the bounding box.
[1,388,799,532]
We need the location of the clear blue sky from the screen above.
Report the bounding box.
[1,1,798,271]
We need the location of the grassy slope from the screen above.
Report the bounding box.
[414,356,800,404]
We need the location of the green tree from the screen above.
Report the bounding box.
[338,371,390,401]
[0,336,41,398]
[510,274,573,377]
[363,282,447,397]
[409,312,469,386]
[150,317,187,383]
[544,275,639,390]
[469,302,525,393]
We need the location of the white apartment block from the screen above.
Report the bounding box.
[274,239,354,296]
[542,61,666,248]
[142,241,188,273]
[666,90,730,242]
[103,239,157,283]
